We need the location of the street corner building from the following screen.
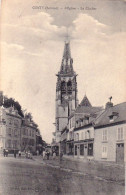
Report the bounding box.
[0,103,38,154]
[73,96,103,160]
[0,105,22,154]
[94,102,126,163]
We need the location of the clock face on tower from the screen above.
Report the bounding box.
[64,95,68,100]
[61,94,69,103]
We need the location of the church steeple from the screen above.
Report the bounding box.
[59,41,74,75]
[55,40,78,142]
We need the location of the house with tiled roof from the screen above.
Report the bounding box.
[94,101,126,163]
[65,95,103,156]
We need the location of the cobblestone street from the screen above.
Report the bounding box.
[0,155,125,195]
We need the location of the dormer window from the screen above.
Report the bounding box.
[80,119,84,126]
[109,115,114,122]
[84,116,89,124]
[108,112,119,122]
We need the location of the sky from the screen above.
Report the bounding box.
[1,0,126,143]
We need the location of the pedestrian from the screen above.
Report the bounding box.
[6,149,8,157]
[42,150,46,160]
[14,150,16,158]
[18,150,21,158]
[3,149,5,157]
[59,151,63,162]
[25,151,28,158]
[53,151,56,160]
[46,151,50,160]
[3,149,6,157]
[37,150,39,156]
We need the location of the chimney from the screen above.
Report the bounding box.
[105,96,113,109]
[105,102,113,109]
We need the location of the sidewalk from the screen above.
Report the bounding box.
[33,155,125,185]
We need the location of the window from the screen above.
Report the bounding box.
[74,133,79,141]
[81,120,83,126]
[87,130,90,139]
[26,129,28,136]
[9,118,12,125]
[117,127,123,140]
[109,115,114,122]
[81,132,84,140]
[8,140,11,148]
[32,130,34,137]
[14,129,18,136]
[102,129,108,141]
[14,120,19,127]
[80,144,84,155]
[85,131,87,139]
[102,146,107,158]
[13,140,17,148]
[76,133,79,141]
[8,128,11,135]
[31,139,34,146]
[11,129,13,135]
[88,143,93,156]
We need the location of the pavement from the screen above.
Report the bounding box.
[33,154,125,185]
[0,155,125,195]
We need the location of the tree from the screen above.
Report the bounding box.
[3,96,24,117]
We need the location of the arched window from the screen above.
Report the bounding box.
[67,80,72,94]
[61,81,66,92]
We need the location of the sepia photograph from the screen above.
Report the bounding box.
[0,0,126,194]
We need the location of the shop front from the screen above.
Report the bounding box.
[74,139,94,160]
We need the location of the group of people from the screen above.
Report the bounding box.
[42,150,63,161]
[3,149,8,157]
[3,149,21,158]
[3,148,63,161]
[43,150,51,160]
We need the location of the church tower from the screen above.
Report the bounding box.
[55,40,78,142]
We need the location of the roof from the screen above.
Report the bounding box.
[75,105,103,114]
[95,102,126,128]
[58,41,75,75]
[80,95,92,107]
[75,95,103,114]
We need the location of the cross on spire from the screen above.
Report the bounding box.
[65,28,70,43]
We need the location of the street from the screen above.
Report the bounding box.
[0,156,125,195]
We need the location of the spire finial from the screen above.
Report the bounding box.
[65,28,70,43]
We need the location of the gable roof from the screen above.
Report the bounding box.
[94,102,126,128]
[80,95,92,107]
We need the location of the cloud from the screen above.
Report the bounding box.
[71,13,108,40]
[70,14,126,107]
[1,12,66,53]
[1,10,126,143]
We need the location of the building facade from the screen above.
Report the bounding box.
[94,102,126,163]
[66,95,103,156]
[74,124,94,160]
[0,106,22,153]
[0,105,41,154]
[21,116,37,153]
